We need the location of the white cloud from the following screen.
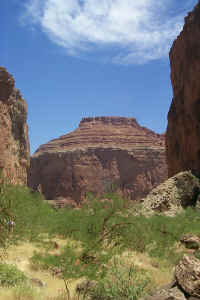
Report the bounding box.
[23,0,196,64]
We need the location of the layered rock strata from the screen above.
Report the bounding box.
[0,67,30,185]
[29,117,167,205]
[166,2,200,177]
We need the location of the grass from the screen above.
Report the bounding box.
[86,258,151,300]
[1,182,200,300]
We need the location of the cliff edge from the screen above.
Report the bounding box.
[0,67,30,184]
[166,2,200,177]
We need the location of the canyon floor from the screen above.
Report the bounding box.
[0,183,199,300]
[0,237,174,300]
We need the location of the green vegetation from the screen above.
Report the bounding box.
[1,180,200,299]
[85,259,151,300]
[0,263,27,287]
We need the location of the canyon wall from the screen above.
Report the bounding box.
[0,67,30,184]
[29,117,167,205]
[166,2,200,177]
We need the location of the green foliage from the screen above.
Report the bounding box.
[0,183,54,243]
[0,173,13,248]
[30,193,126,281]
[0,263,27,287]
[194,250,200,260]
[2,181,200,287]
[28,192,200,282]
[87,259,151,300]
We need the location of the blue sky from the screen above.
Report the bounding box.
[1,0,197,154]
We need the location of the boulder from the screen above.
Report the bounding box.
[142,287,186,300]
[175,255,200,297]
[30,277,46,287]
[142,171,200,216]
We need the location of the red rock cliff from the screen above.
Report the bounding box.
[29,117,167,205]
[0,67,30,184]
[166,2,200,177]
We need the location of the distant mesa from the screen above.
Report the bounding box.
[0,67,30,185]
[29,116,167,206]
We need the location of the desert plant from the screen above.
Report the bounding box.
[0,263,27,287]
[87,258,151,300]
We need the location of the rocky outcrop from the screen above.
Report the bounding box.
[142,254,200,300]
[166,2,200,177]
[175,255,200,298]
[143,286,186,300]
[141,171,200,216]
[29,117,167,205]
[0,67,30,185]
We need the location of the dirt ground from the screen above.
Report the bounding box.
[0,240,81,300]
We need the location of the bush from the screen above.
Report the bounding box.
[0,183,54,243]
[29,194,200,282]
[2,182,200,285]
[0,263,27,286]
[87,258,151,300]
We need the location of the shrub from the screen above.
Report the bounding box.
[87,258,151,300]
[0,183,54,243]
[0,263,27,286]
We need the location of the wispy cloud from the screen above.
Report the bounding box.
[23,0,197,64]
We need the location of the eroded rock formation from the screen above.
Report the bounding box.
[166,2,200,177]
[141,171,200,216]
[29,116,167,205]
[141,254,200,300]
[175,255,200,298]
[0,67,30,185]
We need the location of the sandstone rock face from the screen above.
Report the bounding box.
[166,2,200,177]
[0,67,30,185]
[141,171,200,216]
[29,117,167,205]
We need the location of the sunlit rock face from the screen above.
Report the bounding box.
[29,116,167,205]
[0,67,30,184]
[166,2,200,177]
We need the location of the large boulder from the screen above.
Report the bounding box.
[28,116,167,205]
[166,2,200,177]
[175,255,200,297]
[142,171,200,215]
[0,67,30,185]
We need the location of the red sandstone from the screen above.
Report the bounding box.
[29,117,167,205]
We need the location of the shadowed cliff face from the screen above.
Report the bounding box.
[166,2,200,177]
[0,67,30,184]
[29,117,167,205]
